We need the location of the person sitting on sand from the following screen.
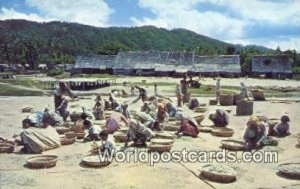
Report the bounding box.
[99,130,115,155]
[106,108,129,134]
[56,96,70,121]
[189,98,199,110]
[126,119,156,147]
[93,94,104,120]
[165,102,177,117]
[19,125,60,153]
[269,115,291,137]
[86,124,101,141]
[243,116,267,150]
[175,112,199,138]
[209,109,229,127]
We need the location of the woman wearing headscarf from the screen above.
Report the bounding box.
[157,103,169,123]
[175,112,199,138]
[209,109,229,127]
[269,115,291,137]
[243,116,267,150]
[126,119,155,147]
[106,108,129,134]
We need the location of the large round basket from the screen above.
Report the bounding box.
[194,115,205,125]
[278,163,300,179]
[209,99,218,106]
[26,155,58,169]
[81,155,111,168]
[149,144,172,153]
[164,125,179,132]
[151,138,174,145]
[195,107,208,113]
[65,131,76,139]
[251,90,266,101]
[220,94,233,106]
[0,141,15,153]
[198,126,214,133]
[201,164,237,183]
[62,121,74,127]
[155,132,175,139]
[168,117,177,122]
[221,139,245,151]
[114,132,130,143]
[60,136,76,145]
[76,132,86,139]
[211,127,234,137]
[55,126,71,135]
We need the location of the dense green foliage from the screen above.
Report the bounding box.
[0,19,299,73]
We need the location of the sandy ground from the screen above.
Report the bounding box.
[0,91,300,189]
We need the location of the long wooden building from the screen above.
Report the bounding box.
[72,51,241,77]
[251,55,293,79]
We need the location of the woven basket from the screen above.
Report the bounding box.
[113,132,131,142]
[81,155,111,168]
[211,127,234,137]
[201,164,237,183]
[195,107,208,113]
[65,131,76,139]
[221,139,245,151]
[220,94,233,106]
[62,121,74,127]
[164,125,179,132]
[278,163,300,179]
[151,138,174,145]
[155,132,175,139]
[233,94,243,105]
[194,115,205,125]
[0,142,14,153]
[26,155,58,169]
[236,100,253,116]
[149,144,172,153]
[168,117,177,122]
[209,99,218,106]
[60,136,76,145]
[55,127,71,134]
[22,107,34,113]
[76,132,86,139]
[198,126,214,133]
[251,90,266,101]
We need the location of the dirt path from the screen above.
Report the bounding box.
[0,96,300,189]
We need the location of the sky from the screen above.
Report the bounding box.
[0,0,299,51]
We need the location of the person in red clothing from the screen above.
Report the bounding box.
[175,112,199,138]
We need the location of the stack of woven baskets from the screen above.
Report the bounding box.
[0,140,15,153]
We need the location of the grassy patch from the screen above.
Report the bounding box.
[0,77,45,89]
[0,83,44,96]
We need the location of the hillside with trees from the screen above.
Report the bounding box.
[0,19,299,73]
